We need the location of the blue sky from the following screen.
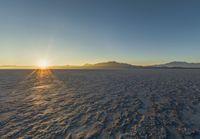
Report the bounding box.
[0,0,200,66]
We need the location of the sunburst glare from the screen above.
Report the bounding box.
[37,60,49,69]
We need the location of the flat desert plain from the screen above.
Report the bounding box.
[0,69,200,139]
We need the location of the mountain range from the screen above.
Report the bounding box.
[155,61,200,68]
[50,61,200,69]
[1,61,200,69]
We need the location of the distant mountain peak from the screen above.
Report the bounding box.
[82,61,138,69]
[168,61,188,64]
[157,61,200,68]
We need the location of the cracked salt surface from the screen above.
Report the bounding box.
[0,69,200,139]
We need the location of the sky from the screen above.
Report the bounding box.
[0,0,200,66]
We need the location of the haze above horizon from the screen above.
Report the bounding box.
[1,0,200,66]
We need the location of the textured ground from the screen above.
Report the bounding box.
[0,69,200,139]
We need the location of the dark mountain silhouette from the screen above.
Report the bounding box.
[156,61,200,68]
[83,61,139,69]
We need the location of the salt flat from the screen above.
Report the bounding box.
[0,69,200,139]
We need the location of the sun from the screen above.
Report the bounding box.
[37,60,49,69]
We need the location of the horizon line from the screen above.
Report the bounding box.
[0,60,200,69]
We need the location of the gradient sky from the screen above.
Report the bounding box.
[0,0,200,66]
